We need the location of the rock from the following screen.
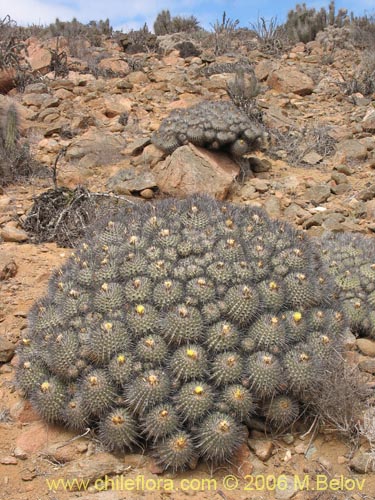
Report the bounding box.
[24,82,48,93]
[97,58,130,76]
[248,438,274,461]
[321,213,346,230]
[282,434,295,445]
[362,111,375,132]
[13,447,28,460]
[132,144,165,168]
[275,475,298,499]
[22,93,51,108]
[302,151,323,165]
[331,172,348,184]
[66,130,124,164]
[248,157,272,173]
[359,186,375,201]
[337,139,367,161]
[0,225,29,242]
[44,120,70,137]
[232,443,254,477]
[255,60,278,81]
[343,330,356,350]
[267,68,314,96]
[148,458,164,474]
[0,260,18,281]
[0,68,16,93]
[128,137,151,156]
[140,188,154,199]
[127,71,149,85]
[357,339,375,357]
[107,167,157,195]
[27,47,52,73]
[43,443,82,463]
[0,337,15,362]
[359,358,375,374]
[331,183,351,195]
[41,96,60,109]
[16,422,74,454]
[264,196,282,218]
[366,199,375,218]
[238,184,257,199]
[304,184,331,204]
[335,164,353,175]
[284,203,310,220]
[350,447,375,473]
[48,452,146,489]
[251,178,269,193]
[153,144,239,199]
[0,456,17,465]
[102,96,132,117]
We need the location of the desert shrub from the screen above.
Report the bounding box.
[117,24,158,54]
[153,10,200,35]
[0,15,27,70]
[268,124,336,166]
[175,41,201,58]
[47,17,112,47]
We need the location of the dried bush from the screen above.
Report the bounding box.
[210,11,240,55]
[250,17,288,55]
[268,124,336,166]
[0,15,27,71]
[342,50,375,96]
[350,13,375,49]
[175,41,201,59]
[226,68,263,123]
[201,60,253,77]
[117,24,158,54]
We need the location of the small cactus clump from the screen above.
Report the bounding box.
[321,233,375,338]
[151,100,265,156]
[16,195,348,470]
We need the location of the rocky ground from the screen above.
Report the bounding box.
[1,25,375,500]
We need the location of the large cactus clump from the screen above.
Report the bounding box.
[322,233,375,338]
[151,100,265,156]
[16,195,347,470]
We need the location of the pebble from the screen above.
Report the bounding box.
[140,188,154,199]
[350,447,375,473]
[248,438,274,461]
[0,338,15,363]
[356,338,375,357]
[0,226,29,242]
[0,456,17,465]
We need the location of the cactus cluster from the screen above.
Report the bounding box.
[151,100,265,156]
[16,195,347,470]
[322,233,375,338]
